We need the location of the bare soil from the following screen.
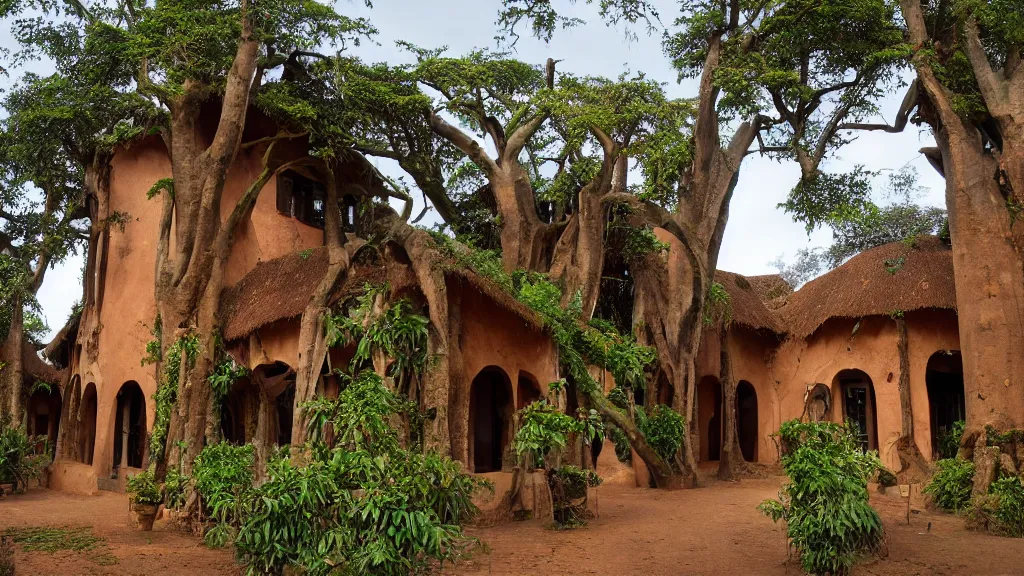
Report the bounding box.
[3,471,1024,575]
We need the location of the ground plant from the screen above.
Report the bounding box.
[935,420,965,460]
[126,470,162,506]
[0,415,48,492]
[923,458,975,513]
[759,420,884,575]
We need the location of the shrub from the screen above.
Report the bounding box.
[163,467,189,510]
[935,420,964,459]
[0,416,49,492]
[758,420,884,576]
[126,470,162,506]
[972,476,1024,537]
[923,458,975,513]
[221,370,486,575]
[192,442,255,547]
[635,404,685,464]
[549,465,602,527]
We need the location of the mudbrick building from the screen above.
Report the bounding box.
[21,120,962,494]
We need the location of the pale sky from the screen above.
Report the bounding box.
[29,0,946,340]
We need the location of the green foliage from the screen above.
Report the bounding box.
[193,442,255,546]
[703,281,731,327]
[496,0,658,44]
[164,467,190,511]
[146,178,174,200]
[1,525,118,566]
[325,284,430,392]
[549,464,602,527]
[608,425,633,463]
[623,227,669,262]
[126,469,162,506]
[986,476,1024,538]
[985,425,1024,446]
[936,420,965,460]
[149,332,200,463]
[635,404,685,464]
[759,420,884,575]
[223,370,486,575]
[208,356,247,407]
[513,400,585,467]
[0,415,49,492]
[876,467,897,488]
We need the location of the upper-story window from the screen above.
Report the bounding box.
[276,170,325,229]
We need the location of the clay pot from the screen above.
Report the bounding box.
[133,503,158,531]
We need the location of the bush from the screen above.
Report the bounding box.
[989,476,1024,537]
[219,371,487,575]
[163,467,189,510]
[923,458,975,513]
[549,465,601,527]
[635,404,685,464]
[0,416,49,492]
[193,442,255,546]
[758,420,884,575]
[126,470,162,506]
[935,420,964,460]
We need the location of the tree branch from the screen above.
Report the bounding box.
[428,112,498,175]
[964,18,1007,116]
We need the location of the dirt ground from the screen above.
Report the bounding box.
[3,466,1024,576]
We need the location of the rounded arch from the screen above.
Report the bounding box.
[79,382,98,465]
[516,370,542,411]
[926,350,965,459]
[736,381,758,462]
[697,375,722,462]
[27,383,62,455]
[113,381,146,470]
[832,369,878,451]
[469,366,513,473]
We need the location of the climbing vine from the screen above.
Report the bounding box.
[148,332,200,463]
[703,282,731,326]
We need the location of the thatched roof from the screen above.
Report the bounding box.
[444,268,545,332]
[221,246,545,341]
[779,236,955,337]
[745,274,793,310]
[714,270,785,336]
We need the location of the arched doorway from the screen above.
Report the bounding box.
[469,367,513,473]
[221,377,251,444]
[926,351,965,459]
[27,384,62,453]
[516,371,542,411]
[275,381,296,446]
[113,381,146,469]
[833,369,877,451]
[698,375,722,462]
[736,380,758,462]
[79,383,97,465]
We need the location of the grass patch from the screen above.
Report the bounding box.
[2,526,118,566]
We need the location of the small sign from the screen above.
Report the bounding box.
[898,484,911,497]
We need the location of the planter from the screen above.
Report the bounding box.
[132,502,159,531]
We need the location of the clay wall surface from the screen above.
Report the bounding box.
[768,310,960,470]
[57,138,328,488]
[450,282,559,468]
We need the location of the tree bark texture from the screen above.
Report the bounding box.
[717,327,744,480]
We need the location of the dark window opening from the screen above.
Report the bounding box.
[277,171,326,229]
[737,380,758,462]
[79,383,97,465]
[834,369,877,452]
[469,367,513,473]
[275,382,296,446]
[113,381,146,469]
[698,376,723,462]
[927,351,965,459]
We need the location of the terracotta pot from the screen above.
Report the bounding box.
[133,502,158,531]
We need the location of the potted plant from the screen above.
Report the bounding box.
[126,470,162,531]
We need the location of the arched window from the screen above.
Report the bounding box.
[698,375,722,462]
[79,383,98,465]
[926,351,965,459]
[113,381,146,469]
[469,367,513,473]
[736,381,758,462]
[832,369,878,451]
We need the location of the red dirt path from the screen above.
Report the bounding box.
[3,472,1024,575]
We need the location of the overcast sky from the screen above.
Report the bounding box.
[29,0,946,340]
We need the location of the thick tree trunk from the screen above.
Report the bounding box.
[718,328,744,480]
[492,172,554,272]
[0,299,25,425]
[894,317,929,481]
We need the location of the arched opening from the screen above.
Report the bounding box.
[221,376,251,445]
[275,381,296,446]
[736,380,758,462]
[78,383,97,465]
[516,371,542,411]
[27,384,62,453]
[469,366,513,473]
[833,369,878,451]
[113,381,146,470]
[697,375,722,462]
[926,351,965,459]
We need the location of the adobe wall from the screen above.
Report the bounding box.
[693,326,780,464]
[769,310,960,470]
[55,138,327,489]
[449,283,559,468]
